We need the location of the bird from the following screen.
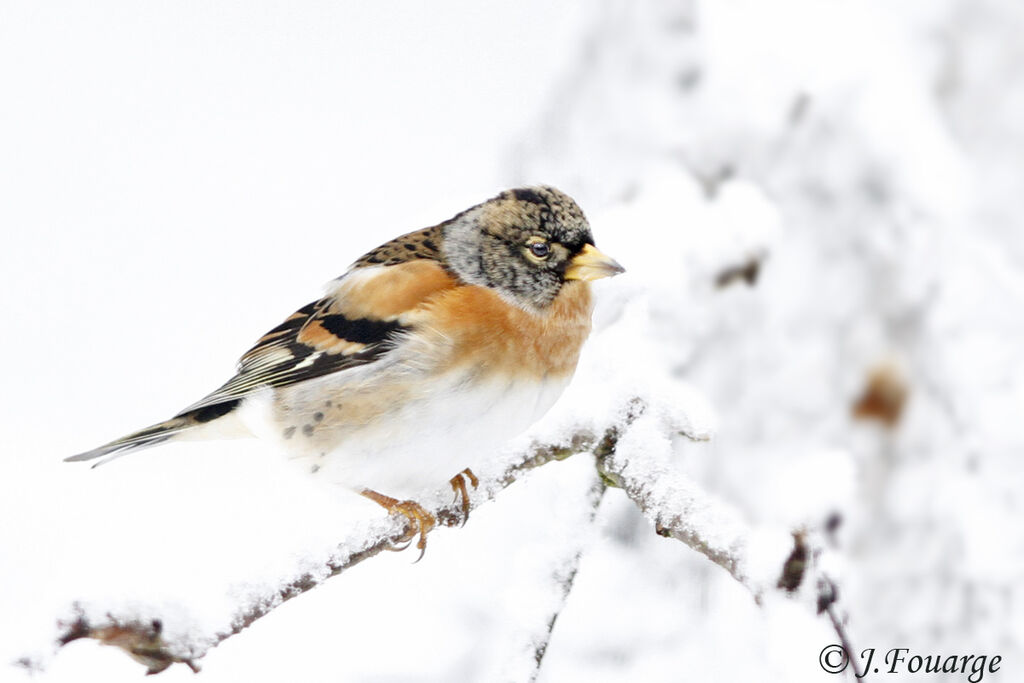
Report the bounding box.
[66,186,624,553]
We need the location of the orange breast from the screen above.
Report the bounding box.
[417,281,594,379]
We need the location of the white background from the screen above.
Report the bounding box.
[2,1,1022,681]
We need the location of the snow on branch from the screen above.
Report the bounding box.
[591,398,858,666]
[486,464,608,683]
[40,393,853,675]
[596,398,776,597]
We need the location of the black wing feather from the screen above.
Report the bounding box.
[178,296,407,415]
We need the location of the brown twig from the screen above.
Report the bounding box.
[48,405,644,674]
[42,397,857,676]
[526,481,607,682]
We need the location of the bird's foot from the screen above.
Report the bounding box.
[360,489,436,561]
[446,467,480,527]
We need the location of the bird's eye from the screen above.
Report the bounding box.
[529,242,550,259]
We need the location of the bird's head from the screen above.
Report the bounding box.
[441,186,625,311]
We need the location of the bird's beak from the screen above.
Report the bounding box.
[564,244,626,281]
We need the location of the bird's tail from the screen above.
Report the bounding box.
[64,416,196,467]
[64,399,243,467]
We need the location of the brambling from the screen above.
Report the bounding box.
[67,186,624,551]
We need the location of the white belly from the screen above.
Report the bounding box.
[241,372,570,501]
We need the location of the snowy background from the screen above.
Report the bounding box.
[2,0,1023,681]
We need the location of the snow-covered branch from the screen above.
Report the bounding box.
[588,396,858,671]
[44,399,642,674]
[41,394,854,676]
[487,466,607,683]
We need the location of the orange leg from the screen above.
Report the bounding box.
[448,468,480,526]
[360,489,436,561]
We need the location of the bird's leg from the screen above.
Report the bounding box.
[359,489,435,561]
[448,468,480,527]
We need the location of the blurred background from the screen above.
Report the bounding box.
[2,0,1022,680]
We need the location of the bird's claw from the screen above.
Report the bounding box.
[360,489,436,561]
[448,468,480,527]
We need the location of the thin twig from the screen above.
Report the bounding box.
[49,409,642,674]
[527,482,607,682]
[41,397,858,677]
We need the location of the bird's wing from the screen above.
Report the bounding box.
[178,258,457,415]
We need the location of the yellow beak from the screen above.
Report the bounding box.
[564,244,626,282]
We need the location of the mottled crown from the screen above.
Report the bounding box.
[441,186,595,310]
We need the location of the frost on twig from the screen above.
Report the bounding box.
[46,399,643,674]
[489,464,607,683]
[591,398,858,666]
[43,394,854,675]
[595,401,762,594]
